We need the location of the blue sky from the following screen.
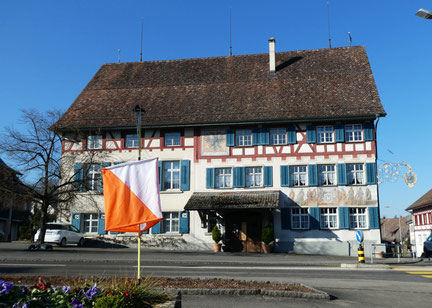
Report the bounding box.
[1,1,430,218]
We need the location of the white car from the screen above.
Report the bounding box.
[34,223,85,247]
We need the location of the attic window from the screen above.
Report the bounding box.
[87,136,102,150]
[165,133,181,147]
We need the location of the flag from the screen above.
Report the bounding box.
[102,158,163,232]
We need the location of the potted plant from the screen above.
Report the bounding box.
[212,225,222,252]
[261,225,275,253]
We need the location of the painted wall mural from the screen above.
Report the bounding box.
[201,129,229,156]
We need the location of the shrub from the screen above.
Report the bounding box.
[95,294,134,308]
[212,225,222,244]
[261,225,275,245]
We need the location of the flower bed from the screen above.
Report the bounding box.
[0,277,170,308]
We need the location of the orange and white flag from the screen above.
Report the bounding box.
[102,158,163,232]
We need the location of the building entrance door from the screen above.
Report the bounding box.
[225,212,262,253]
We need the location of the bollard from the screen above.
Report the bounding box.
[358,244,365,263]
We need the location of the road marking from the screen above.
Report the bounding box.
[0,264,66,267]
[407,272,432,275]
[421,275,432,278]
[391,266,432,279]
[133,265,385,271]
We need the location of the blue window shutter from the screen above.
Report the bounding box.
[152,222,161,234]
[226,129,235,147]
[364,122,374,141]
[98,213,107,235]
[253,128,259,146]
[114,162,124,165]
[308,165,318,186]
[368,207,379,229]
[287,126,297,144]
[307,125,316,144]
[335,124,345,142]
[206,168,215,189]
[339,207,349,229]
[233,167,245,187]
[180,160,190,191]
[158,161,162,191]
[142,229,149,234]
[280,165,290,187]
[337,164,347,186]
[281,208,291,229]
[179,211,190,234]
[74,163,84,192]
[261,128,270,145]
[264,166,273,187]
[366,163,377,185]
[310,207,320,229]
[72,213,81,231]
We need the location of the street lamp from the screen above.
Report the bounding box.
[416,8,432,19]
[133,105,146,161]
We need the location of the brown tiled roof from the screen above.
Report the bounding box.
[406,189,432,211]
[380,216,410,243]
[56,46,385,130]
[184,191,280,210]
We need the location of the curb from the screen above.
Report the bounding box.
[341,263,389,269]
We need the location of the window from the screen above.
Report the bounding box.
[349,208,367,229]
[291,208,309,229]
[245,167,263,187]
[345,124,363,142]
[165,133,181,147]
[347,164,364,185]
[320,208,338,229]
[317,126,334,143]
[318,165,336,186]
[86,164,102,191]
[162,161,180,190]
[270,128,287,145]
[83,213,98,233]
[215,168,232,188]
[87,135,102,149]
[290,166,307,187]
[126,134,139,148]
[236,129,252,146]
[163,212,179,233]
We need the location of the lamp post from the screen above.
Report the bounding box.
[133,105,146,161]
[416,8,432,19]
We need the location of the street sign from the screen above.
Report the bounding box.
[356,230,363,243]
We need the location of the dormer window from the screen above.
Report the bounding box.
[165,133,181,147]
[87,135,102,149]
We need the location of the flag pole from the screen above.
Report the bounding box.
[138,231,141,282]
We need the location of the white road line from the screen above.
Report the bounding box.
[133,265,386,271]
[0,264,66,267]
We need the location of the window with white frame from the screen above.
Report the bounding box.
[318,165,336,186]
[291,208,309,229]
[165,133,181,147]
[86,164,102,191]
[215,168,232,188]
[245,167,263,187]
[83,213,98,233]
[236,129,253,146]
[317,126,334,143]
[163,212,179,233]
[349,208,367,229]
[162,161,180,190]
[345,124,363,142]
[320,208,338,229]
[290,166,307,187]
[270,128,287,145]
[347,164,364,185]
[125,134,139,148]
[87,135,102,149]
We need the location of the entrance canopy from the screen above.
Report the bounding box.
[184,191,280,210]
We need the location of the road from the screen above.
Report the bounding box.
[1,242,431,307]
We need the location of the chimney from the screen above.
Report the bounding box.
[268,37,276,75]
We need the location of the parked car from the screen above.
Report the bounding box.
[34,223,85,247]
[424,235,432,257]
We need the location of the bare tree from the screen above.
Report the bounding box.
[0,109,103,247]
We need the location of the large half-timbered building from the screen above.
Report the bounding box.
[55,39,386,255]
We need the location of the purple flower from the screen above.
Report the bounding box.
[0,281,13,294]
[71,297,80,305]
[84,283,100,299]
[62,286,70,294]
[22,304,29,308]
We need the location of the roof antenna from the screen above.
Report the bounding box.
[348,32,352,47]
[140,18,143,62]
[229,8,233,56]
[327,0,332,48]
[118,49,121,63]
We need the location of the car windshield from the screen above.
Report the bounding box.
[427,236,432,242]
[45,224,63,230]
